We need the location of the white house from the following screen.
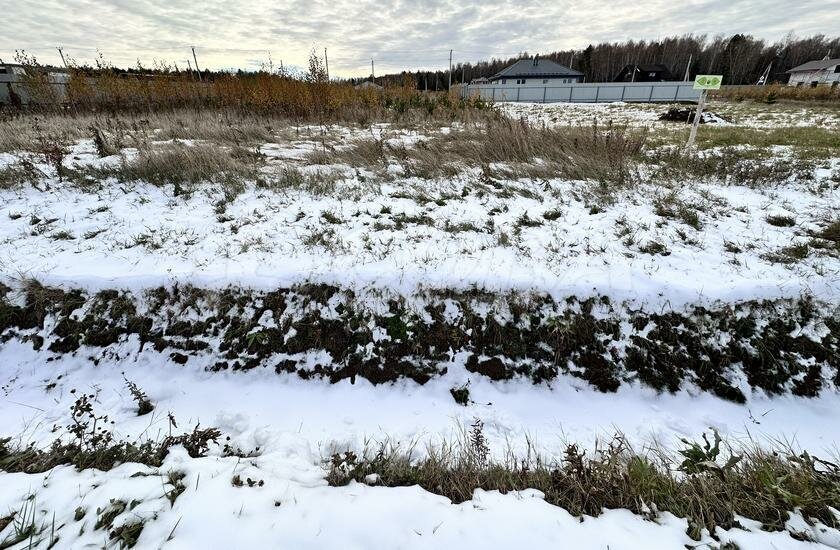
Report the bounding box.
[786,57,840,87]
[488,56,584,87]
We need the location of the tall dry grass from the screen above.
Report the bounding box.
[76,143,262,197]
[328,427,840,540]
[329,118,648,187]
[712,83,840,103]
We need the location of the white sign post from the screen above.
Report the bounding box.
[686,75,723,150]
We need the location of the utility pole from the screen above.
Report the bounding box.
[683,54,692,81]
[191,47,202,81]
[371,59,374,81]
[448,49,453,89]
[757,60,773,85]
[686,89,707,150]
[186,59,194,80]
[57,47,67,68]
[324,48,329,80]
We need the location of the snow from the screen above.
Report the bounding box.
[5,456,826,549]
[501,100,840,129]
[1,161,837,309]
[3,340,840,461]
[2,341,840,548]
[2,101,840,549]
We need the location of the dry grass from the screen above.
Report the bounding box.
[79,143,262,197]
[0,97,493,156]
[0,392,221,473]
[328,425,840,540]
[712,84,840,103]
[647,147,816,188]
[256,167,346,196]
[0,110,286,154]
[328,118,648,187]
[1,101,832,199]
[693,126,839,154]
[0,161,42,190]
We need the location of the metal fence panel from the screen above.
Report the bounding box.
[462,82,701,103]
[1,74,70,105]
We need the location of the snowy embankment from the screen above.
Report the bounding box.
[1,101,839,549]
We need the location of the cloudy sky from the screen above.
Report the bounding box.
[3,0,838,76]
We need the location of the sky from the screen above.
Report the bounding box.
[3,0,839,77]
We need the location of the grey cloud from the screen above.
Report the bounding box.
[2,0,837,75]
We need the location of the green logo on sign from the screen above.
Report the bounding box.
[694,75,723,90]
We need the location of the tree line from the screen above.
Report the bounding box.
[8,33,838,89]
[369,33,839,88]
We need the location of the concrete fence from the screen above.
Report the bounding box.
[460,81,702,103]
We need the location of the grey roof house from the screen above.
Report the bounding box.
[489,57,584,84]
[786,57,840,87]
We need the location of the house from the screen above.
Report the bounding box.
[613,64,673,82]
[488,56,583,85]
[354,80,383,90]
[786,57,840,87]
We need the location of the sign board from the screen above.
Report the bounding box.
[693,75,723,90]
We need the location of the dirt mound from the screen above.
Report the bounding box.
[659,106,730,124]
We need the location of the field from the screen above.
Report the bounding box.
[0,96,839,549]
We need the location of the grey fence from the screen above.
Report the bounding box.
[1,73,70,106]
[460,81,701,103]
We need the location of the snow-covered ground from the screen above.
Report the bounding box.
[1,101,839,549]
[3,342,840,549]
[7,453,835,550]
[1,141,837,307]
[502,100,840,129]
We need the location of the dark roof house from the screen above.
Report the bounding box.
[489,57,583,83]
[613,64,673,82]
